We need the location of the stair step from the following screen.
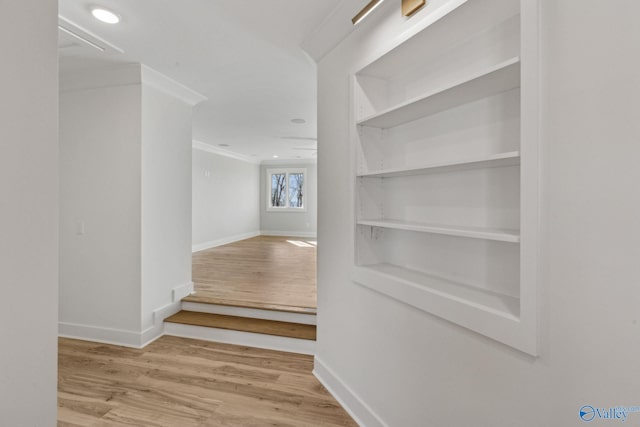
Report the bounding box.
[181,301,316,325]
[181,294,317,315]
[164,311,316,341]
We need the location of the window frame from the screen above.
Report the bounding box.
[266,168,307,212]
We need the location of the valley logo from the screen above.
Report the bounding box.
[579,405,640,422]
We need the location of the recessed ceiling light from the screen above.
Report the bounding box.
[273,155,279,158]
[91,8,121,24]
[218,143,230,147]
[291,118,306,124]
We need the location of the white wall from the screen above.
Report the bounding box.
[192,148,261,251]
[315,1,640,426]
[0,0,58,423]
[141,84,194,338]
[60,65,199,347]
[260,162,317,237]
[59,81,143,338]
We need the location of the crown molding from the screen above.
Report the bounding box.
[141,66,207,106]
[192,140,260,164]
[260,158,317,166]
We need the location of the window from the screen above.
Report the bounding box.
[267,168,306,211]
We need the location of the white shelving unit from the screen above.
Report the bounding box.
[351,0,539,355]
[357,57,521,129]
[356,151,520,178]
[356,219,520,243]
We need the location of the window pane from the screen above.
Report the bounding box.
[289,173,304,208]
[271,173,287,207]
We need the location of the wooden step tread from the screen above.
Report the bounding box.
[164,311,317,341]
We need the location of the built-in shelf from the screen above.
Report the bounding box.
[357,151,520,178]
[352,263,520,320]
[356,57,520,129]
[357,219,520,243]
[351,0,538,356]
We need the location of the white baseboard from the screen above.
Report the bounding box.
[164,322,315,355]
[172,281,194,302]
[61,282,195,349]
[59,321,145,348]
[142,282,195,345]
[313,357,388,427]
[260,230,317,238]
[181,301,317,325]
[192,231,261,252]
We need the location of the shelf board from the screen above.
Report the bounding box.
[357,57,521,129]
[353,263,520,320]
[357,151,520,178]
[357,219,520,243]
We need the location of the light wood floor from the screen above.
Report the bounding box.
[186,236,317,313]
[58,336,356,427]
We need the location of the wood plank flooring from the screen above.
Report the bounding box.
[187,236,317,313]
[165,311,317,340]
[58,336,356,427]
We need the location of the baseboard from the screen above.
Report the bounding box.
[142,282,194,346]
[192,231,261,252]
[164,322,315,355]
[60,282,195,349]
[172,281,194,302]
[260,230,317,238]
[59,321,145,348]
[313,357,388,427]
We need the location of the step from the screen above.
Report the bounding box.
[164,311,316,355]
[181,301,317,325]
[165,311,316,340]
[181,294,317,315]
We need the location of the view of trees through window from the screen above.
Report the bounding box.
[289,173,304,208]
[270,170,304,209]
[271,173,287,207]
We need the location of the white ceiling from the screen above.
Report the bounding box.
[58,0,344,161]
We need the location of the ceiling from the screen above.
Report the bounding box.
[58,0,344,161]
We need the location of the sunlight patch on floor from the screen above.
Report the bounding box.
[287,240,315,248]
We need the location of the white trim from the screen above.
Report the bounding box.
[266,168,308,212]
[313,357,389,427]
[152,301,182,325]
[142,280,195,346]
[260,230,317,238]
[164,323,315,355]
[181,302,317,325]
[141,65,207,106]
[58,15,124,54]
[59,322,144,348]
[261,158,317,166]
[192,140,260,164]
[192,231,261,252]
[140,330,166,348]
[172,281,194,303]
